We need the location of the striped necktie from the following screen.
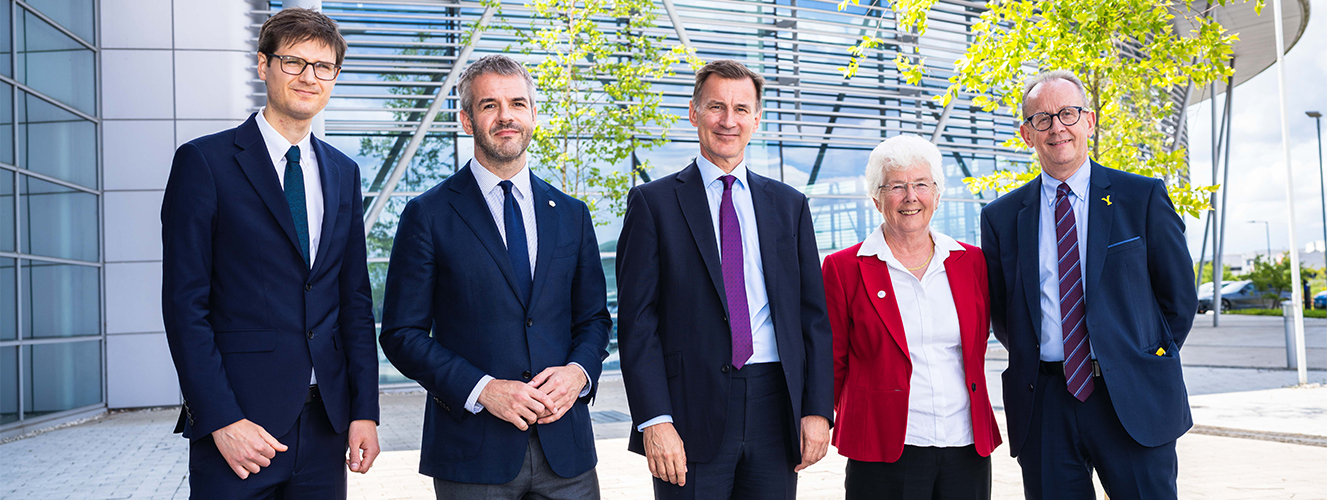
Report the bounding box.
[1056,183,1094,402]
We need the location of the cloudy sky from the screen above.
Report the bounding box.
[1184,0,1327,260]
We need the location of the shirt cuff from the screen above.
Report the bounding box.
[465,375,494,414]
[568,362,592,398]
[637,415,673,432]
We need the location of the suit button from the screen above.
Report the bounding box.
[305,283,312,291]
[307,330,314,339]
[527,318,534,327]
[522,371,532,380]
[720,364,730,373]
[971,383,977,393]
[1028,384,1034,391]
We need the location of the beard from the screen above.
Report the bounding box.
[475,121,532,164]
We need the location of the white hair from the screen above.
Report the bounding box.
[864,134,945,201]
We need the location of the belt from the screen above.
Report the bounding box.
[1040,360,1102,378]
[305,385,321,403]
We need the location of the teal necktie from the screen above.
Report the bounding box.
[284,146,310,268]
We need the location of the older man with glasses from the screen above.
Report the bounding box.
[979,70,1197,499]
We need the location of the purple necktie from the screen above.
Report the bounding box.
[1056,183,1094,402]
[719,175,754,370]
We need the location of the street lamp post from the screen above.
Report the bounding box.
[1249,220,1272,259]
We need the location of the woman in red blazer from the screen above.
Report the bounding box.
[822,135,1001,499]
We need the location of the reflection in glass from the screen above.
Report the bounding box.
[0,3,10,77]
[366,196,410,260]
[0,258,14,341]
[21,260,99,339]
[18,93,97,188]
[23,340,102,417]
[16,10,96,115]
[20,175,98,262]
[0,346,15,425]
[376,325,412,385]
[0,172,13,252]
[0,83,14,164]
[23,0,95,43]
[368,261,387,323]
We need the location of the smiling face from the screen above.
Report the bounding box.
[1019,78,1096,180]
[257,39,337,126]
[460,72,536,173]
[690,76,760,172]
[875,164,939,240]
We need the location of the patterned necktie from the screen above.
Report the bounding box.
[499,180,533,303]
[283,146,310,268]
[719,175,753,370]
[1056,183,1094,402]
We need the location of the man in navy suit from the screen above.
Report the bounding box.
[980,70,1197,499]
[378,55,611,499]
[615,59,834,499]
[162,8,380,499]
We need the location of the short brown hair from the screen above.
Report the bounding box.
[258,8,347,66]
[692,60,764,110]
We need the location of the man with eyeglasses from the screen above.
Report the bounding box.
[162,8,380,498]
[979,70,1196,499]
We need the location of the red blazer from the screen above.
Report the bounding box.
[822,240,1001,463]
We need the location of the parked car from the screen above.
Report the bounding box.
[1197,280,1292,313]
[1314,290,1327,310]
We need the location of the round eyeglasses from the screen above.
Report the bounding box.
[264,52,341,81]
[1024,106,1088,132]
[879,181,936,197]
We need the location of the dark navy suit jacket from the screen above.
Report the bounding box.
[980,162,1197,457]
[379,162,611,484]
[615,161,834,463]
[161,114,380,442]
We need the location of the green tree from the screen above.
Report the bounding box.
[837,0,1259,217]
[1244,254,1314,308]
[1195,262,1236,284]
[510,0,701,223]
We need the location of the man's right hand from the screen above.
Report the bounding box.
[477,379,556,431]
[643,422,687,486]
[212,419,288,479]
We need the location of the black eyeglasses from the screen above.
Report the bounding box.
[263,52,341,81]
[1024,106,1088,132]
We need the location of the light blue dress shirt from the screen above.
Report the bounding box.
[638,155,779,432]
[1037,158,1093,362]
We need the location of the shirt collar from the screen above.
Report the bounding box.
[470,158,532,199]
[1040,157,1092,206]
[696,153,749,191]
[255,107,312,164]
[857,224,965,267]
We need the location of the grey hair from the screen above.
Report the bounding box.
[865,134,945,202]
[1020,70,1090,117]
[456,54,538,117]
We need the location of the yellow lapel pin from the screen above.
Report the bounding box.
[1102,195,1112,206]
[1155,347,1166,356]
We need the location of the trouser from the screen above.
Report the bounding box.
[432,428,601,500]
[845,445,991,500]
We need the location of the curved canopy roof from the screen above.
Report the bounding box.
[1179,0,1310,104]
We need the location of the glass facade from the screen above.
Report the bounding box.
[0,0,102,431]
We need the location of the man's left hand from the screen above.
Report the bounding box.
[529,365,587,424]
[794,415,831,472]
[346,419,380,474]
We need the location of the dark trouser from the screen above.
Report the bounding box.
[1018,365,1178,500]
[189,388,348,500]
[432,429,600,500]
[845,445,991,500]
[653,362,798,500]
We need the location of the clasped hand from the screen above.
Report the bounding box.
[478,365,586,430]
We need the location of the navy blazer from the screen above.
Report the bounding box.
[615,161,834,463]
[161,114,379,442]
[980,162,1197,457]
[379,162,611,484]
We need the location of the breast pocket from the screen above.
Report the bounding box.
[1106,235,1144,254]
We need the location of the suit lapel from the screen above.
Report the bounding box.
[858,257,911,363]
[675,162,728,311]
[528,175,561,307]
[1016,177,1042,338]
[746,171,781,324]
[449,161,527,308]
[233,115,305,264]
[309,135,341,277]
[1085,162,1114,297]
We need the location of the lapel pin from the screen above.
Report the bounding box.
[548,200,556,207]
[877,290,887,299]
[1102,195,1112,206]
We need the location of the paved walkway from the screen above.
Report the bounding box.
[6,315,1327,499]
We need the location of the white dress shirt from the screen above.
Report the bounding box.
[858,225,974,447]
[255,108,324,385]
[462,159,591,414]
[1037,158,1093,362]
[638,155,778,431]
